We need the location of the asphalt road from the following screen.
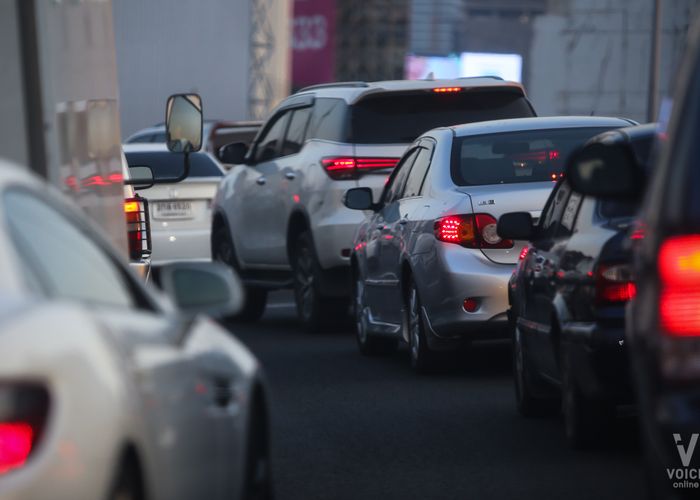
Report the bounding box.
[232,291,646,500]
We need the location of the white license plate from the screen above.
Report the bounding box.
[154,201,193,219]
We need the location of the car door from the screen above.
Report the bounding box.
[364,147,419,322]
[3,189,237,500]
[233,110,291,267]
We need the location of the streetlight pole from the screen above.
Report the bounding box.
[647,0,662,122]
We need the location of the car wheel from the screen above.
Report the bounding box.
[513,325,556,417]
[562,350,613,449]
[292,231,344,333]
[406,281,437,373]
[354,270,397,356]
[242,403,273,500]
[213,224,267,322]
[108,458,143,500]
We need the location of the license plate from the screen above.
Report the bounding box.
[154,201,193,219]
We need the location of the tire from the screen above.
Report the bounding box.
[212,223,268,322]
[292,231,345,333]
[561,350,613,449]
[405,281,437,373]
[512,324,557,417]
[243,400,273,500]
[108,457,144,500]
[353,269,397,356]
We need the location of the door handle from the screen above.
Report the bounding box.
[398,218,408,225]
[376,224,386,231]
[284,172,296,180]
[256,176,266,185]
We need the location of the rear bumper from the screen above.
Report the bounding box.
[562,321,633,403]
[151,227,212,263]
[417,245,513,350]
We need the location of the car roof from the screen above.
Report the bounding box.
[121,144,216,158]
[292,77,527,104]
[447,116,637,138]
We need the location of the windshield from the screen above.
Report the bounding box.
[350,90,534,144]
[451,127,616,186]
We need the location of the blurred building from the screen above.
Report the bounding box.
[528,0,700,121]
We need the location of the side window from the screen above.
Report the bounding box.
[281,107,312,157]
[382,148,419,204]
[305,98,348,142]
[4,191,137,309]
[151,132,167,143]
[539,181,572,239]
[558,191,583,237]
[402,144,433,198]
[253,111,290,163]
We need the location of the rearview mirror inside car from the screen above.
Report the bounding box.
[218,142,249,165]
[497,212,535,241]
[127,165,154,190]
[566,142,644,199]
[166,94,203,154]
[344,187,376,211]
[154,261,243,319]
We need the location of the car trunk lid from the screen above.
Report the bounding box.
[138,178,219,230]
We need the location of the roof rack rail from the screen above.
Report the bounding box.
[457,75,504,81]
[296,81,370,93]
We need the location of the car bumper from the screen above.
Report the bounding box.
[562,321,633,404]
[151,227,212,263]
[416,244,512,349]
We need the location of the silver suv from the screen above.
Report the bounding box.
[212,78,537,330]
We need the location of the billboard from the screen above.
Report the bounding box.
[406,52,522,82]
[292,0,336,89]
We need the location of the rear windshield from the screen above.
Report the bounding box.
[598,199,639,219]
[125,152,223,179]
[350,90,534,144]
[451,127,615,186]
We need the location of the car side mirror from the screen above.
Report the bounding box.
[344,187,376,211]
[218,142,249,165]
[155,261,243,319]
[166,94,203,153]
[566,142,644,199]
[127,165,154,190]
[497,212,535,241]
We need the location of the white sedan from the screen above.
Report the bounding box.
[0,160,271,500]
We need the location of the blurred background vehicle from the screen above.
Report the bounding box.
[212,78,537,329]
[124,144,225,263]
[125,120,262,160]
[345,116,631,372]
[500,124,655,448]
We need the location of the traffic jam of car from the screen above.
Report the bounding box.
[3,3,700,500]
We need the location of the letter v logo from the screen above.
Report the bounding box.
[674,434,699,467]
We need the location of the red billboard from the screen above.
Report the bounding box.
[292,0,336,89]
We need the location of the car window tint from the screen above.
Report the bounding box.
[128,134,154,144]
[306,98,348,142]
[282,107,312,156]
[539,181,571,239]
[402,146,432,198]
[253,112,290,162]
[383,148,419,204]
[125,152,223,179]
[4,190,135,309]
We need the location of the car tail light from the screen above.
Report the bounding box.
[0,384,50,475]
[659,235,700,337]
[321,157,399,180]
[434,214,513,249]
[124,197,151,261]
[519,246,529,260]
[595,263,636,305]
[433,87,462,93]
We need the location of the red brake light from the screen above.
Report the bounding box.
[595,263,636,305]
[434,214,513,249]
[659,235,700,337]
[519,246,529,260]
[125,197,151,260]
[0,423,33,474]
[322,157,399,180]
[433,87,462,93]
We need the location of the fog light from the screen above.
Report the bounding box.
[463,298,479,313]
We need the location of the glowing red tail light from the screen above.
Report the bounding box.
[595,263,636,305]
[321,157,399,180]
[519,246,529,260]
[433,87,462,93]
[659,235,700,337]
[0,384,49,476]
[0,423,34,474]
[125,197,151,260]
[434,214,513,249]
